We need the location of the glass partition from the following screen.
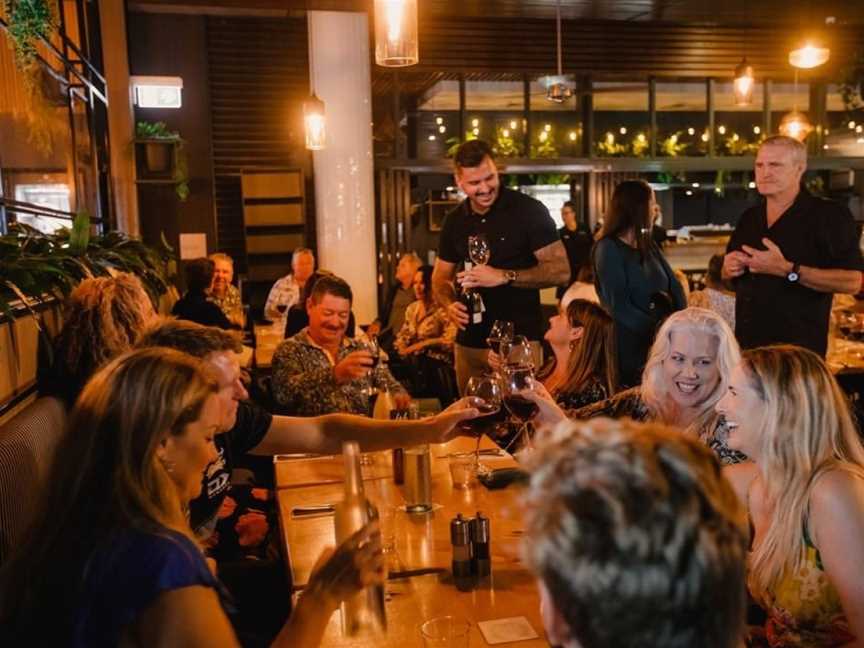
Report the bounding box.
[593,81,649,157]
[823,84,864,157]
[529,78,581,157]
[465,80,525,157]
[714,81,765,156]
[656,82,707,157]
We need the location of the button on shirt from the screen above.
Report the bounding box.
[727,190,864,356]
[437,187,559,348]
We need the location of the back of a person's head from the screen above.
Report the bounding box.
[309,274,353,305]
[54,273,155,389]
[137,317,243,358]
[0,347,216,640]
[185,257,214,293]
[299,269,335,305]
[707,254,724,286]
[453,138,494,170]
[602,180,653,241]
[523,419,748,648]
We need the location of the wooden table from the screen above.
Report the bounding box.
[276,437,549,647]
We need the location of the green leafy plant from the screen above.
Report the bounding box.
[493,126,523,157]
[445,131,478,158]
[135,121,190,201]
[0,211,175,324]
[595,132,627,157]
[4,0,55,66]
[659,132,688,157]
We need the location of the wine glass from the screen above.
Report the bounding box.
[500,363,538,453]
[486,320,514,357]
[468,234,491,267]
[463,376,504,468]
[499,335,534,369]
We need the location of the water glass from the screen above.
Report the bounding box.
[420,616,471,647]
[449,452,478,489]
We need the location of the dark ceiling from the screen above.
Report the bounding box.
[130,0,864,26]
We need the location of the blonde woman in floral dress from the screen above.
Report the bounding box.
[717,346,864,647]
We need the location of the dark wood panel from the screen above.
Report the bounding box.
[206,15,312,271]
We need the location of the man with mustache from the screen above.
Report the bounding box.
[433,139,570,393]
[723,135,863,356]
[271,274,411,415]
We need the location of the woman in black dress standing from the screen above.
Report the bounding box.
[593,180,686,386]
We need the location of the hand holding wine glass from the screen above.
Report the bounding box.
[486,319,514,356]
[462,376,506,463]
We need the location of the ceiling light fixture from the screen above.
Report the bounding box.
[733,58,754,106]
[789,41,830,69]
[545,0,573,103]
[374,0,419,67]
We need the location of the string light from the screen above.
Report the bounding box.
[619,127,627,135]
[471,118,479,128]
[435,116,443,125]
[753,126,761,134]
[718,125,727,135]
[510,120,518,130]
[687,127,695,136]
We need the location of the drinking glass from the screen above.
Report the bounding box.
[467,234,491,267]
[449,452,478,489]
[462,376,504,463]
[500,363,538,452]
[499,335,534,369]
[486,319,514,357]
[420,616,471,647]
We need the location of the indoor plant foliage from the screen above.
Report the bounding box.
[136,121,190,201]
[4,0,55,66]
[0,211,176,322]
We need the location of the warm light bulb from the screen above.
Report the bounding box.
[374,0,419,67]
[606,133,615,143]
[619,127,627,135]
[303,95,326,150]
[732,133,739,141]
[848,121,856,129]
[718,125,727,135]
[687,127,695,136]
[568,131,577,141]
[779,111,813,141]
[428,134,436,141]
[509,120,518,130]
[637,133,646,143]
[438,125,446,133]
[472,127,479,136]
[753,126,761,135]
[435,116,443,125]
[748,181,756,189]
[471,118,479,128]
[733,59,755,106]
[670,134,678,143]
[701,133,709,142]
[789,42,830,69]
[502,128,510,137]
[692,182,700,188]
[544,123,552,132]
[539,131,548,142]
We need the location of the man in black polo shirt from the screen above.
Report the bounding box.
[432,139,570,392]
[557,200,594,298]
[723,135,863,356]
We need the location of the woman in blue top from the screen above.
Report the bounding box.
[593,180,686,386]
[0,348,382,647]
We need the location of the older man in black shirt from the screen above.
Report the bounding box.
[723,135,863,356]
[432,140,570,392]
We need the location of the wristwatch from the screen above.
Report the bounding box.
[787,262,801,283]
[504,269,518,284]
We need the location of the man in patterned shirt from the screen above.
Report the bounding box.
[263,247,316,326]
[208,252,244,327]
[271,274,411,415]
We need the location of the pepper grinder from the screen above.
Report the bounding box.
[450,513,474,591]
[470,511,491,578]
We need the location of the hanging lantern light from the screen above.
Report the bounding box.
[374,0,419,67]
[733,58,755,106]
[788,41,830,69]
[778,110,813,141]
[303,93,326,150]
[545,0,572,103]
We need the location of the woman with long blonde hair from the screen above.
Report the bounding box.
[526,307,746,464]
[717,346,864,646]
[1,348,382,647]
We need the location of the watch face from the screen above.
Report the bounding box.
[787,272,799,282]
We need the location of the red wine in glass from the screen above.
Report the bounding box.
[464,402,506,434]
[503,395,539,422]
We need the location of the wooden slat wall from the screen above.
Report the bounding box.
[376,169,412,315]
[397,18,862,81]
[205,16,311,271]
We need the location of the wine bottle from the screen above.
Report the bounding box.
[333,442,387,636]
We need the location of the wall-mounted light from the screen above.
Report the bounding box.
[779,110,813,141]
[303,93,326,150]
[131,76,183,109]
[789,41,830,69]
[374,0,419,67]
[733,58,754,106]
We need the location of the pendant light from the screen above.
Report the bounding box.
[789,41,830,69]
[733,58,755,106]
[303,93,326,150]
[779,110,813,141]
[545,0,572,103]
[374,0,419,67]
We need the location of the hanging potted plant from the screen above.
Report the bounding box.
[135,121,190,200]
[136,120,177,173]
[4,0,55,67]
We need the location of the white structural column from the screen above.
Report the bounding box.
[307,11,378,324]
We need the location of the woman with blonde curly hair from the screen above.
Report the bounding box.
[527,307,746,464]
[39,273,156,406]
[1,348,383,647]
[718,346,864,646]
